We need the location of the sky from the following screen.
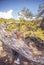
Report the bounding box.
[0,0,44,19]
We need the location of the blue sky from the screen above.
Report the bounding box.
[0,0,44,19]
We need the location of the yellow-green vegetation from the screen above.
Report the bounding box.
[0,18,44,40]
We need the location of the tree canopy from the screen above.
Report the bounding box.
[18,7,33,20]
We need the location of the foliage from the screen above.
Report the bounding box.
[18,7,33,20]
[0,18,44,40]
[37,2,44,17]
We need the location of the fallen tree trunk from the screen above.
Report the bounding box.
[0,23,44,64]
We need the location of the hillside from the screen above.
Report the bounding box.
[0,18,44,65]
